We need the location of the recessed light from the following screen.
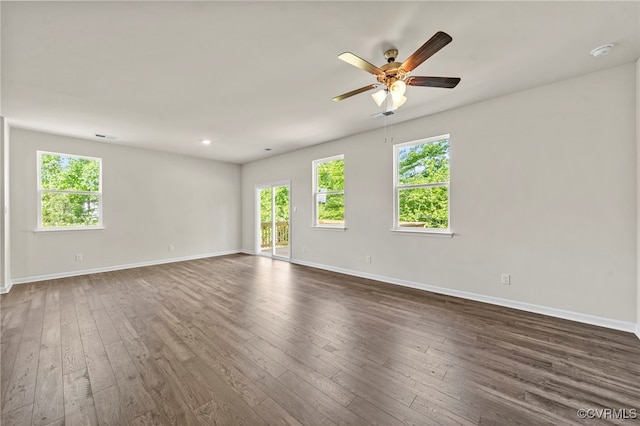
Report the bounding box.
[590,43,614,58]
[202,139,211,145]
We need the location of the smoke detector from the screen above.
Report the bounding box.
[590,44,614,58]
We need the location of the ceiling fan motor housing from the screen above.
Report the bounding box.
[384,49,398,63]
[377,60,406,87]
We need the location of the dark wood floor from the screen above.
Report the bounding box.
[1,254,639,425]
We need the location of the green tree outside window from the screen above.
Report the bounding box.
[38,152,102,228]
[313,156,344,225]
[396,138,450,229]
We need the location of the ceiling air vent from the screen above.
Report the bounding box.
[370,110,395,119]
[95,134,117,140]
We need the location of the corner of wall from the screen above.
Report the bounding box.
[0,118,7,293]
[636,57,640,337]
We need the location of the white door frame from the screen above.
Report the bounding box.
[255,180,291,260]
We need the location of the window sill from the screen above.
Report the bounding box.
[391,228,453,238]
[34,226,105,233]
[311,225,347,232]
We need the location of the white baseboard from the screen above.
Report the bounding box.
[635,324,640,340]
[0,282,13,295]
[8,250,242,288]
[290,258,637,334]
[239,249,256,255]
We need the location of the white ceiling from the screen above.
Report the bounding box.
[2,1,639,164]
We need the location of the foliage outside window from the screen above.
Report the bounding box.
[259,186,290,249]
[37,151,102,229]
[394,135,450,232]
[313,155,344,227]
[260,186,290,224]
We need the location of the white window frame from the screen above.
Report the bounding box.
[393,134,451,235]
[312,154,345,229]
[36,150,104,232]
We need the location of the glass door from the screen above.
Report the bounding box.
[257,182,290,259]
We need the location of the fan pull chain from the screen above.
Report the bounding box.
[383,114,394,144]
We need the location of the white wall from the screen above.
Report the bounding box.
[10,128,241,280]
[242,63,637,325]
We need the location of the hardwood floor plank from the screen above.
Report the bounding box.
[146,380,201,426]
[93,385,126,426]
[117,377,157,420]
[0,403,33,426]
[178,330,269,408]
[103,336,156,418]
[65,404,99,426]
[90,309,121,347]
[81,333,117,393]
[254,397,304,426]
[61,333,87,376]
[20,287,46,343]
[332,369,416,407]
[32,346,64,426]
[181,354,268,415]
[256,374,336,426]
[103,340,140,383]
[40,285,61,348]
[0,326,24,402]
[192,398,266,426]
[149,317,195,362]
[1,338,40,414]
[131,409,167,426]
[346,396,401,426]
[276,371,364,425]
[63,368,94,416]
[43,418,65,426]
[153,353,211,411]
[410,394,479,425]
[60,289,87,375]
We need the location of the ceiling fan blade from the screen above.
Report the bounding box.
[401,31,453,72]
[338,52,384,75]
[332,84,378,101]
[407,76,461,88]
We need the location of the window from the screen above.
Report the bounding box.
[37,151,102,230]
[312,155,344,227]
[394,135,450,233]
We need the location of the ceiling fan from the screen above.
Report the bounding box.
[332,31,460,112]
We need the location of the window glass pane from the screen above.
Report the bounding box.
[318,193,344,224]
[259,188,272,252]
[274,186,289,222]
[41,193,100,227]
[398,139,449,185]
[40,153,100,191]
[398,186,448,229]
[317,159,344,192]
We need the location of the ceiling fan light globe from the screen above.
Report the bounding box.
[390,80,407,97]
[371,89,387,107]
[391,95,407,110]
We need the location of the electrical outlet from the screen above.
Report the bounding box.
[501,273,510,285]
[168,245,175,251]
[365,255,371,264]
[302,246,307,253]
[75,254,83,262]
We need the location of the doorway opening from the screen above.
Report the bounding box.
[256,182,290,260]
